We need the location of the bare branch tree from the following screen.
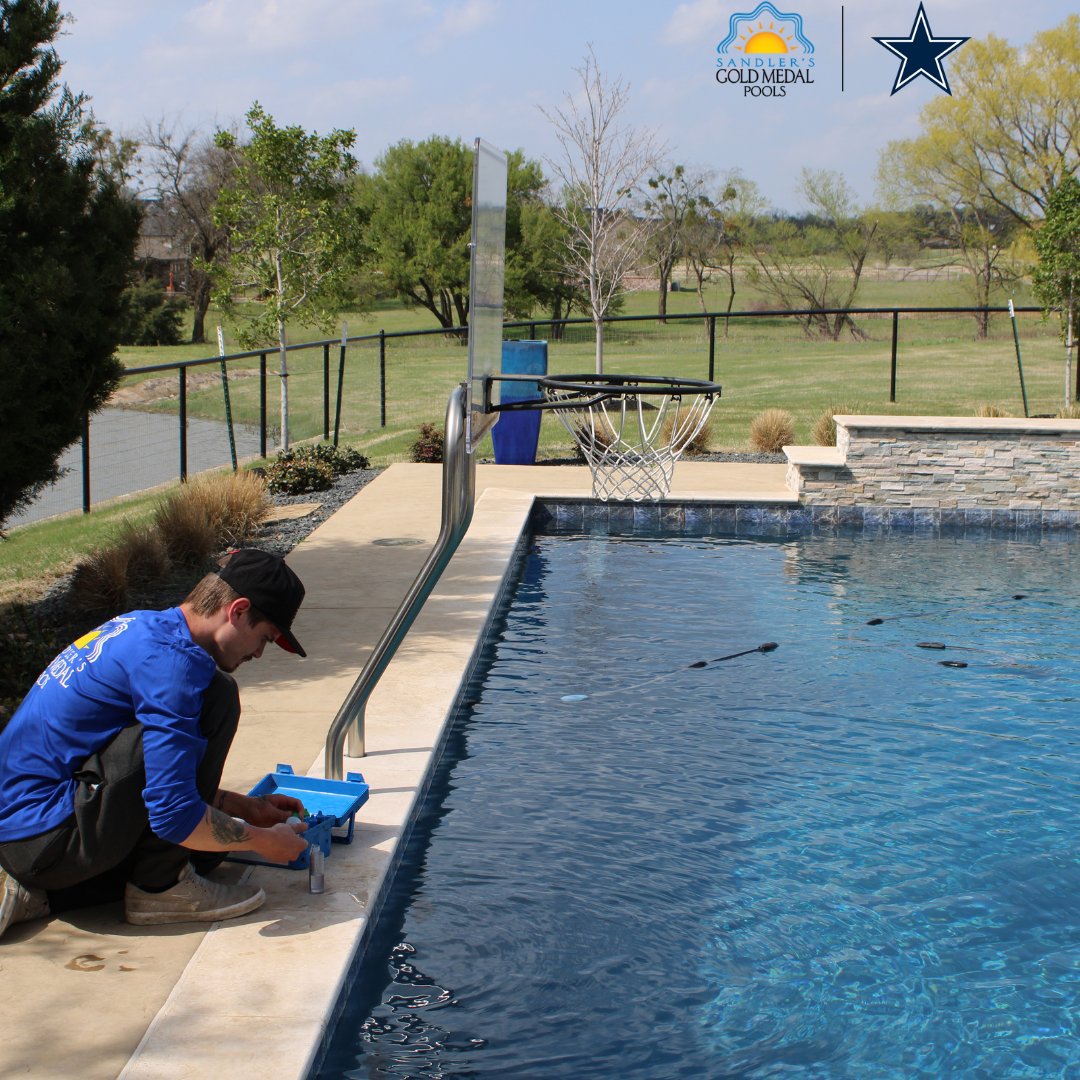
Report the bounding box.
[540,45,665,372]
[139,119,235,343]
[749,169,877,340]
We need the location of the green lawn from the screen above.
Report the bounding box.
[115,273,1066,465]
[1,267,1071,609]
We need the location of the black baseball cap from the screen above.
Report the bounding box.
[216,549,307,657]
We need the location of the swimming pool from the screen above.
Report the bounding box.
[319,525,1080,1078]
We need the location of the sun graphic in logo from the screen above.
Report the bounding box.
[740,24,795,54]
[717,2,815,59]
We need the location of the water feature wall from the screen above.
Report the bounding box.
[785,416,1080,521]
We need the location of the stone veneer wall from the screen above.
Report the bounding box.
[789,416,1080,512]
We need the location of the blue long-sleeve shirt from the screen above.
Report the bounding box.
[0,607,217,845]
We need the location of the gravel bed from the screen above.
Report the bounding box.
[253,467,383,557]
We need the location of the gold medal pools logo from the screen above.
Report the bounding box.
[716,2,815,97]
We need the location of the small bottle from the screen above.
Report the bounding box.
[308,845,325,894]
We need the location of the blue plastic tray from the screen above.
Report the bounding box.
[227,764,369,870]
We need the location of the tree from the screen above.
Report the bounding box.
[540,45,664,372]
[505,198,581,334]
[139,120,235,343]
[1033,173,1080,402]
[682,173,764,322]
[0,0,141,527]
[879,138,1023,337]
[209,103,363,449]
[878,16,1080,230]
[643,165,712,321]
[748,169,877,339]
[361,137,551,330]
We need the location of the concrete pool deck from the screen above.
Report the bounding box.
[0,460,792,1080]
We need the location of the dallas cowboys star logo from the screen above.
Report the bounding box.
[873,3,969,95]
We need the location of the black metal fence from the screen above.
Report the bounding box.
[13,303,1074,526]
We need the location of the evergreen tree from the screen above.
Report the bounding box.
[0,0,141,526]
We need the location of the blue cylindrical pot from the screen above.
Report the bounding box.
[491,340,547,465]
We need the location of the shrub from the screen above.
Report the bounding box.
[263,443,369,495]
[264,453,334,495]
[662,414,713,456]
[410,423,444,463]
[302,442,370,475]
[0,603,64,726]
[154,488,222,567]
[1056,404,1080,419]
[975,403,1011,418]
[70,471,272,615]
[749,408,795,453]
[185,470,272,546]
[71,521,168,614]
[116,281,188,346]
[570,418,614,463]
[811,404,861,447]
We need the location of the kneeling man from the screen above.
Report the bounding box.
[0,548,311,939]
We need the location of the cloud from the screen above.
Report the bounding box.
[420,0,500,53]
[182,0,418,52]
[662,0,727,47]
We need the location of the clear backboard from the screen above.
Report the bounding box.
[466,138,508,452]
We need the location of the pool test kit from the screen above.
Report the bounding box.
[227,764,369,891]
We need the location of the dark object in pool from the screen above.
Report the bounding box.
[866,594,1027,626]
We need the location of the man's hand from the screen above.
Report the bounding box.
[215,789,306,827]
[181,806,309,865]
[255,821,310,865]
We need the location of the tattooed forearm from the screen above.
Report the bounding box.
[206,806,252,846]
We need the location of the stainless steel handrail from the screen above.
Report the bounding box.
[323,383,476,779]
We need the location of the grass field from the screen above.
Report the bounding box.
[1,266,1073,604]
[116,271,1071,465]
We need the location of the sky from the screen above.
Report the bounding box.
[54,0,1077,213]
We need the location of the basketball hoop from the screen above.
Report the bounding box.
[539,374,721,502]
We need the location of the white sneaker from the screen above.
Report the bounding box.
[124,863,265,925]
[0,866,50,941]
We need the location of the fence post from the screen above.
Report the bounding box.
[708,316,716,383]
[323,342,331,440]
[889,310,899,403]
[81,411,91,514]
[379,330,387,428]
[259,353,267,458]
[178,366,188,482]
[334,322,347,447]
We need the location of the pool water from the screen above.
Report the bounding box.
[320,530,1080,1078]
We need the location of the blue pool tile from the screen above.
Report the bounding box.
[607,503,635,531]
[660,504,686,531]
[632,504,662,532]
[835,504,864,528]
[1043,509,1080,530]
[1013,510,1042,531]
[531,499,1080,538]
[913,508,940,532]
[553,502,583,531]
[991,508,1017,531]
[885,508,915,531]
[683,505,712,533]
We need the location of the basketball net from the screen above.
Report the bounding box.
[545,387,717,502]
